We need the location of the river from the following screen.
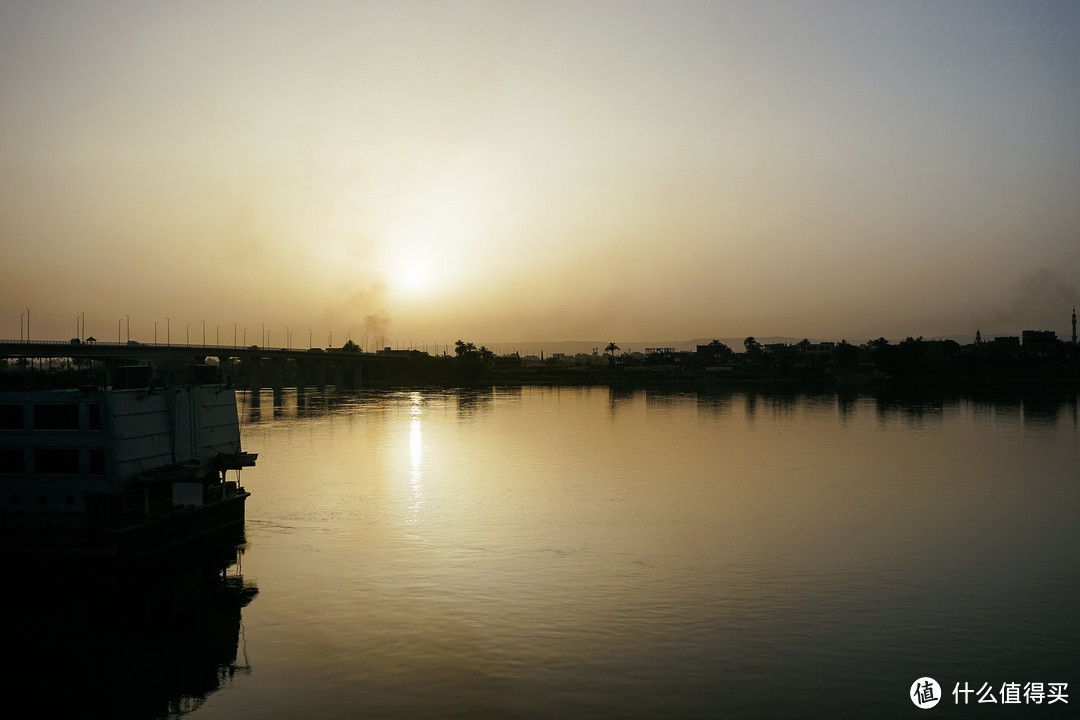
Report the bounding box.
[7,385,1079,718]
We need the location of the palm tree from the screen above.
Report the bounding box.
[603,342,620,367]
[706,339,733,359]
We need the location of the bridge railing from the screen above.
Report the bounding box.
[0,339,371,353]
[0,339,261,347]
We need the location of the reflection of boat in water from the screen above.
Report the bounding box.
[0,366,255,559]
[1,533,258,719]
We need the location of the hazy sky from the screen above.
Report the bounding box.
[3,1,1079,348]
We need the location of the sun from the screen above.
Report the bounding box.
[398,261,432,293]
[387,244,438,298]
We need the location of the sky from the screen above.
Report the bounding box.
[2,0,1079,349]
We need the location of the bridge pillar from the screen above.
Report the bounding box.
[270,357,285,392]
[342,356,362,389]
[247,388,261,422]
[215,355,234,384]
[327,360,343,388]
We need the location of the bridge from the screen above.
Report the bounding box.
[0,340,439,390]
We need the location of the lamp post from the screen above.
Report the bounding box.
[233,322,237,348]
[118,318,122,343]
[328,331,333,348]
[125,314,130,343]
[243,328,247,347]
[309,329,312,349]
[201,320,206,345]
[154,320,158,344]
[80,312,85,342]
[286,326,291,350]
[165,317,170,345]
[216,325,221,346]
[25,307,29,341]
[260,323,265,348]
[186,323,190,345]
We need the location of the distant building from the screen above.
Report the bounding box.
[376,348,423,358]
[1022,330,1058,358]
[644,348,687,365]
[696,342,733,361]
[493,354,521,369]
[805,342,835,363]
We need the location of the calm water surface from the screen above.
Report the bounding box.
[11,386,1080,719]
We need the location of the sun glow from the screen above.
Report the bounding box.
[399,259,433,293]
[387,243,438,298]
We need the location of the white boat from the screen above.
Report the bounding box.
[0,370,255,559]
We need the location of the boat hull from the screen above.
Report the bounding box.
[1,490,249,561]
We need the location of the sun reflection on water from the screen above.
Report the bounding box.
[407,392,424,528]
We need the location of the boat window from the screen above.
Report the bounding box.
[33,404,80,430]
[0,448,23,474]
[0,405,21,430]
[89,449,105,476]
[34,448,80,475]
[88,404,102,431]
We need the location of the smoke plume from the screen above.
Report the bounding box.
[986,268,1079,331]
